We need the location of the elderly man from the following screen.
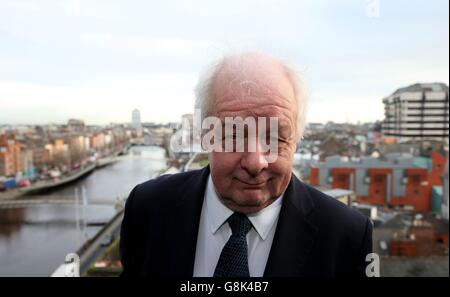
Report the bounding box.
[120,52,373,277]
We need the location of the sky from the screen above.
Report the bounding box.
[0,0,448,125]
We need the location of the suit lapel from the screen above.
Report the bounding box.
[163,167,318,277]
[165,166,210,277]
[264,175,319,277]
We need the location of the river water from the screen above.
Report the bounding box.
[0,146,167,276]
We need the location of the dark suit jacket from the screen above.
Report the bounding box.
[120,165,373,277]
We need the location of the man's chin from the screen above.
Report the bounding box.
[222,192,273,214]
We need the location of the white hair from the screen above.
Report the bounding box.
[194,52,309,141]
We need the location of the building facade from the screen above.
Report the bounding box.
[382,83,449,144]
[0,134,22,177]
[310,152,448,212]
[132,109,143,137]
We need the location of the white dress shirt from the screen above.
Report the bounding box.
[193,174,283,277]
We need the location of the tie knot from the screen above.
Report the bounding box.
[228,212,252,236]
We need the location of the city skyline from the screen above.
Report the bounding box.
[0,1,448,279]
[0,0,448,125]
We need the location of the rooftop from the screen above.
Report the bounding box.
[392,82,449,95]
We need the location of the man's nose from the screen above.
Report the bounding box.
[240,141,269,176]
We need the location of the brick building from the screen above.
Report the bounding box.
[0,134,22,177]
[310,152,448,212]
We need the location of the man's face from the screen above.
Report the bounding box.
[208,57,298,214]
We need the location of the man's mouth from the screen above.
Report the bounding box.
[235,178,267,187]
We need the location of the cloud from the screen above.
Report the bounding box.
[0,0,447,125]
[79,34,219,58]
[0,73,198,124]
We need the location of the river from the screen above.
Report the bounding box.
[0,146,167,276]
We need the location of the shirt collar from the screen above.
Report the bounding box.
[205,174,283,241]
